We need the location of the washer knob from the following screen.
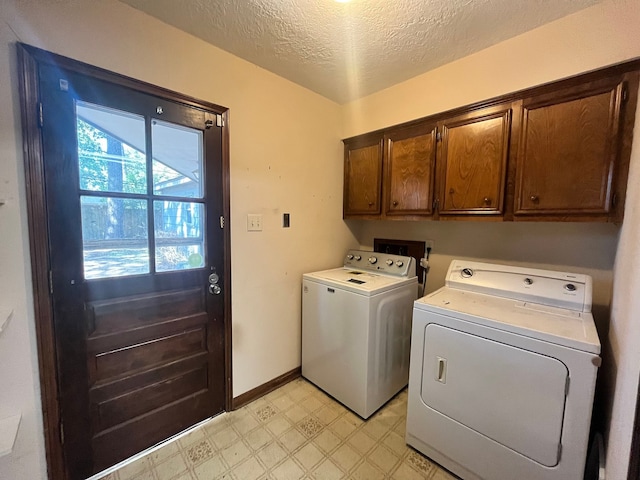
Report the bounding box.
[461,268,473,278]
[354,255,361,261]
[564,283,577,292]
[346,254,354,260]
[396,260,404,267]
[524,278,533,285]
[368,256,378,264]
[386,259,394,266]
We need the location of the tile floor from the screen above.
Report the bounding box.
[97,378,458,480]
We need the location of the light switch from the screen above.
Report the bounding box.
[247,214,263,231]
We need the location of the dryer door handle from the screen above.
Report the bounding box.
[436,357,447,384]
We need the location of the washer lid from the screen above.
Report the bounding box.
[415,287,601,354]
[304,267,417,296]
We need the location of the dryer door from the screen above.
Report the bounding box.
[421,323,568,467]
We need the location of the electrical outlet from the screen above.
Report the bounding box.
[247,213,263,231]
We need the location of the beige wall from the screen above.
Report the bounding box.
[0,1,356,478]
[343,0,640,137]
[342,1,640,478]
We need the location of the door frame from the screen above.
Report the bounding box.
[16,43,233,480]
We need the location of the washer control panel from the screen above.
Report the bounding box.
[344,249,416,278]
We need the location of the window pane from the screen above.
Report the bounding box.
[76,101,147,194]
[152,120,203,198]
[81,196,149,279]
[154,201,205,272]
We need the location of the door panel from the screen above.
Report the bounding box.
[343,136,383,215]
[437,105,511,215]
[94,365,208,431]
[92,390,212,471]
[384,124,437,216]
[515,78,624,214]
[421,323,568,467]
[91,328,207,381]
[37,60,227,479]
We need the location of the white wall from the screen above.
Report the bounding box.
[0,17,46,480]
[342,1,640,478]
[0,1,356,478]
[607,87,640,478]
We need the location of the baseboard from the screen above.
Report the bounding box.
[232,367,301,410]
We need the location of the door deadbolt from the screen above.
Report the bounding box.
[208,273,219,285]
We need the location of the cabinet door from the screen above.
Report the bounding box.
[515,78,624,215]
[384,124,437,216]
[344,136,383,216]
[437,104,511,215]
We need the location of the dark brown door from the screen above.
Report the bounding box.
[343,135,383,216]
[384,123,437,216]
[38,62,226,478]
[515,77,624,215]
[437,104,512,216]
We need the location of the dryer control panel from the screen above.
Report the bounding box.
[445,259,592,313]
[344,250,416,278]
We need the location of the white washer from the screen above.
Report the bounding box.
[302,249,417,419]
[406,259,601,480]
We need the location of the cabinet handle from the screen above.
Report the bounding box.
[392,201,398,206]
[483,197,491,205]
[368,202,374,207]
[530,195,539,203]
[449,188,455,194]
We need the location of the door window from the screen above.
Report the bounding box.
[76,101,206,279]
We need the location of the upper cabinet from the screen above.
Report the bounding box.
[437,104,512,216]
[514,78,625,218]
[343,61,639,223]
[384,123,437,216]
[343,135,383,216]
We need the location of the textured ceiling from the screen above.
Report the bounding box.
[119,0,600,104]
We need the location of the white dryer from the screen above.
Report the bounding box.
[302,250,417,419]
[406,260,600,480]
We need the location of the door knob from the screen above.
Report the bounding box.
[209,284,221,295]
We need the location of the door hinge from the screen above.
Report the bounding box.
[59,421,64,444]
[38,102,43,128]
[612,192,618,209]
[557,442,562,461]
[205,113,224,129]
[219,216,225,229]
[622,84,628,103]
[565,376,570,396]
[48,270,54,295]
[435,128,442,142]
[432,198,439,211]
